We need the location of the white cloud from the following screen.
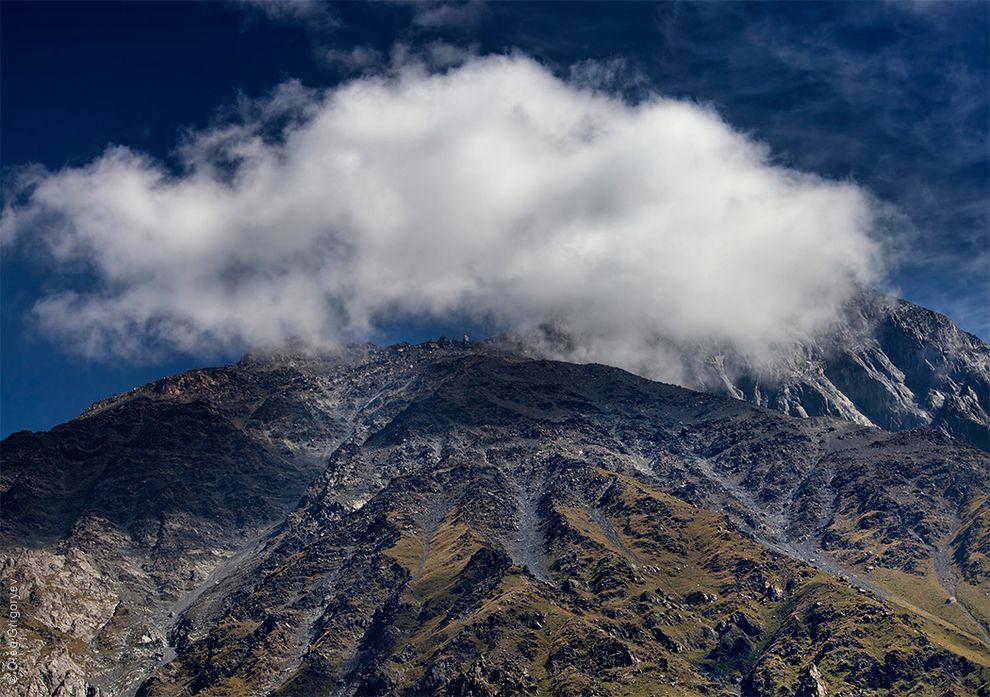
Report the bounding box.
[1,55,885,377]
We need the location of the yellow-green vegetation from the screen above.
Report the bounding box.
[350,468,990,694]
[952,497,990,631]
[958,580,990,635]
[196,676,252,697]
[869,562,989,648]
[387,509,482,602]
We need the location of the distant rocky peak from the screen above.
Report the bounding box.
[498,289,990,450]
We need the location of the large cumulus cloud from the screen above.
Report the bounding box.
[1,54,883,377]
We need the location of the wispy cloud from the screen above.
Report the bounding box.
[321,45,386,72]
[406,1,488,30]
[238,0,340,29]
[321,41,477,74]
[237,1,488,35]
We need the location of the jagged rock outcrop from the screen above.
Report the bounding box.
[796,664,827,697]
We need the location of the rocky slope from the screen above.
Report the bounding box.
[510,291,990,452]
[1,340,988,695]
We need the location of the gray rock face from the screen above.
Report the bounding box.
[703,293,989,450]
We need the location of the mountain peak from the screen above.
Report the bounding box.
[2,337,988,694]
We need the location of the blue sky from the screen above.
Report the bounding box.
[2,0,988,436]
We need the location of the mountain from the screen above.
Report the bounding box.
[2,338,988,696]
[510,291,990,452]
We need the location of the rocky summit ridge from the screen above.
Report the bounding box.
[509,290,990,452]
[1,313,988,695]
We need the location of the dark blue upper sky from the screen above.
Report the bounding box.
[2,0,988,436]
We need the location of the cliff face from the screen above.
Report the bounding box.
[2,341,987,695]
[699,295,990,451]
